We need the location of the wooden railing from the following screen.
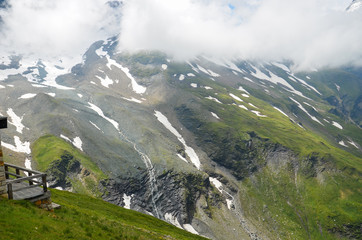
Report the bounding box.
[4,163,47,200]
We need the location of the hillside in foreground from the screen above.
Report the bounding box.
[0,189,207,240]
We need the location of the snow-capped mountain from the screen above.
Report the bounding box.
[0,36,361,240]
[0,1,361,239]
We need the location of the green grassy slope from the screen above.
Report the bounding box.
[0,189,207,240]
[32,135,105,177]
[164,63,362,239]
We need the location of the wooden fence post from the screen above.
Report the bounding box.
[4,165,9,179]
[29,172,33,185]
[7,183,13,200]
[42,175,47,192]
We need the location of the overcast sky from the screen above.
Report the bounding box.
[0,0,361,70]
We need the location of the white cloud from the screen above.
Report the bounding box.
[0,0,120,60]
[0,0,361,70]
[118,0,362,70]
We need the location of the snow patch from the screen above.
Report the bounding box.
[187,61,199,73]
[273,107,289,118]
[95,75,114,88]
[89,121,102,131]
[204,86,212,90]
[106,55,146,94]
[205,96,222,104]
[161,64,168,70]
[243,77,254,82]
[223,59,244,73]
[60,135,83,151]
[60,134,71,142]
[209,177,234,210]
[122,97,143,103]
[250,65,306,98]
[32,84,47,88]
[46,93,56,97]
[95,45,107,57]
[248,103,258,109]
[289,98,323,125]
[303,102,319,112]
[271,62,290,72]
[287,76,297,82]
[332,121,343,130]
[154,111,201,169]
[348,140,359,149]
[177,154,188,162]
[250,65,270,81]
[18,93,37,99]
[77,93,83,98]
[183,224,199,235]
[209,177,223,193]
[72,137,83,151]
[179,74,185,81]
[196,64,219,77]
[87,102,119,130]
[211,112,220,119]
[187,73,195,77]
[165,213,183,229]
[339,141,348,147]
[229,93,243,102]
[0,65,27,81]
[251,110,267,117]
[190,83,197,88]
[7,108,25,134]
[335,84,340,91]
[207,69,220,77]
[123,193,132,209]
[24,158,32,176]
[237,86,250,94]
[291,75,322,95]
[39,60,75,90]
[1,136,31,154]
[238,105,248,110]
[226,199,233,210]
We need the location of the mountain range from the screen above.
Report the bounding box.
[0,2,361,240]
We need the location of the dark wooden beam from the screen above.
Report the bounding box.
[0,117,7,129]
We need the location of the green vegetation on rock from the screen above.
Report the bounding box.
[32,135,106,196]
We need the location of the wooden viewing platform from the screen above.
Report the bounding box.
[4,163,48,200]
[1,117,58,210]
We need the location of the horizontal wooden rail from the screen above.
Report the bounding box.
[4,163,47,200]
[5,172,43,184]
[4,162,43,175]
